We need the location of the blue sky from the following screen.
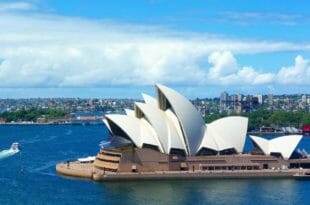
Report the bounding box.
[0,0,310,98]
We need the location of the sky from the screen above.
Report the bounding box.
[0,0,310,99]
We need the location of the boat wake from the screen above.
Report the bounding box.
[0,143,20,160]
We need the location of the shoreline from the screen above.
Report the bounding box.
[0,123,306,135]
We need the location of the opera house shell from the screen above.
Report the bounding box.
[250,135,303,159]
[104,84,249,156]
[56,84,310,181]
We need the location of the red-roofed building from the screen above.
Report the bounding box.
[302,125,310,135]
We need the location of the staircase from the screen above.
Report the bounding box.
[93,149,121,172]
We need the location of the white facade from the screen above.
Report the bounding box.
[124,109,135,117]
[104,84,251,156]
[104,114,164,152]
[134,97,187,154]
[104,114,142,147]
[156,84,205,155]
[164,109,188,155]
[250,135,303,159]
[199,116,248,153]
[134,101,169,153]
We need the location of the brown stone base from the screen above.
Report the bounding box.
[56,161,103,180]
[56,161,309,181]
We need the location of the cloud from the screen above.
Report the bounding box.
[276,55,310,84]
[0,12,310,88]
[0,2,35,12]
[207,51,310,86]
[207,51,275,85]
[208,51,238,78]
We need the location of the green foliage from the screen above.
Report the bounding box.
[204,113,224,123]
[267,110,303,127]
[0,108,68,122]
[204,109,310,130]
[246,108,272,130]
[301,113,310,125]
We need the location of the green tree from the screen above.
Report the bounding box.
[0,108,68,122]
[301,113,310,125]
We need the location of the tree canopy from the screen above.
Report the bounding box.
[204,109,310,130]
[0,108,68,122]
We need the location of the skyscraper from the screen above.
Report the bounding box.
[302,95,307,104]
[255,94,263,105]
[220,91,229,112]
[268,94,273,106]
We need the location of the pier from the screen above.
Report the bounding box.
[56,161,310,181]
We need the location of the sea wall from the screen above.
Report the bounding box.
[96,170,298,181]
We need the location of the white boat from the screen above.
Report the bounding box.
[10,142,20,152]
[77,156,95,163]
[0,142,20,160]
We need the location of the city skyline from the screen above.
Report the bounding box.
[1,1,310,98]
[1,92,309,115]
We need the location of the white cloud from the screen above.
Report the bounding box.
[0,12,310,88]
[0,2,35,12]
[276,55,310,84]
[206,51,275,85]
[208,51,238,79]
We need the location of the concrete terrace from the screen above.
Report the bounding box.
[56,161,310,181]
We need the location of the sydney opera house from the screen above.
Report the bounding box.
[92,84,308,173]
[57,84,310,180]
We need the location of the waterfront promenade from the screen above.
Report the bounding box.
[56,161,309,181]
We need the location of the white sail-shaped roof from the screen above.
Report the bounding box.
[124,109,135,117]
[199,116,248,153]
[250,135,303,159]
[165,109,188,155]
[105,84,250,156]
[156,84,205,155]
[139,118,164,153]
[103,118,112,133]
[142,93,158,107]
[105,114,163,152]
[105,114,141,147]
[135,102,167,152]
[137,95,187,154]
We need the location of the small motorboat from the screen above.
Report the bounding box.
[10,142,20,152]
[0,142,20,160]
[77,156,96,163]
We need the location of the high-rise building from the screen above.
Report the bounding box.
[302,95,307,104]
[254,94,263,105]
[237,94,243,102]
[220,91,229,112]
[220,92,229,102]
[268,94,273,106]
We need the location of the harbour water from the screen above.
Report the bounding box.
[0,125,310,205]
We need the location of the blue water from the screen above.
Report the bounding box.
[0,125,310,205]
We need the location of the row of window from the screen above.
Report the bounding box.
[201,166,260,171]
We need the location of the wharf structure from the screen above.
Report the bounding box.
[56,84,310,181]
